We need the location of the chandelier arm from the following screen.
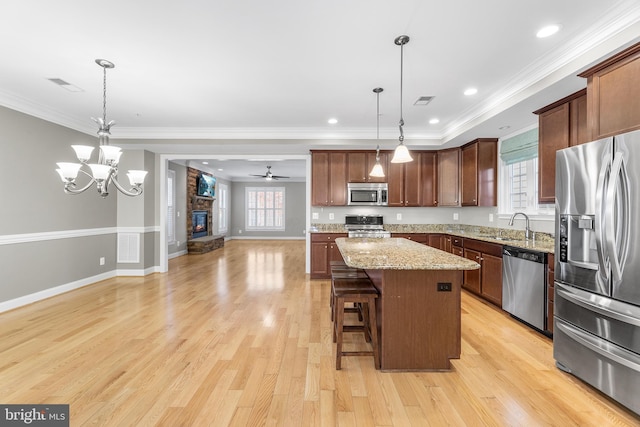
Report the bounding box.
[63,177,97,195]
[110,176,144,197]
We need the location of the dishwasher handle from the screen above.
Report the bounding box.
[502,246,547,264]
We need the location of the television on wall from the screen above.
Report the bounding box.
[197,174,216,197]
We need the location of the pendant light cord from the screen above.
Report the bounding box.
[398,41,405,143]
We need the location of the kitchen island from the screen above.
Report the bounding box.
[335,237,480,371]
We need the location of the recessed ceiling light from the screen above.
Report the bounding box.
[464,88,478,96]
[429,118,440,124]
[202,161,209,165]
[218,168,224,172]
[536,24,560,38]
[328,118,338,124]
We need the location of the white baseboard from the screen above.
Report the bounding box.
[168,249,188,259]
[0,271,116,313]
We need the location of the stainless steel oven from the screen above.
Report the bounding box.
[347,183,388,206]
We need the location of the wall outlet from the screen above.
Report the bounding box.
[329,213,335,220]
[437,282,452,292]
[239,229,242,234]
[453,212,459,221]
[312,212,319,220]
[177,211,180,217]
[177,241,180,247]
[396,213,402,221]
[489,213,494,222]
[99,257,105,266]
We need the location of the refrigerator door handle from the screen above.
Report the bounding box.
[556,284,640,327]
[595,153,611,279]
[605,153,630,282]
[555,320,640,372]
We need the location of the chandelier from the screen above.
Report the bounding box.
[390,35,413,163]
[56,59,147,197]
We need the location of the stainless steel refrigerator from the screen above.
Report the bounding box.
[554,129,640,415]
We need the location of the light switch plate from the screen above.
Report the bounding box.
[312,212,319,220]
[329,213,335,220]
[489,213,494,222]
[453,212,459,221]
[396,213,402,221]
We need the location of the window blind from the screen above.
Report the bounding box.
[500,128,538,165]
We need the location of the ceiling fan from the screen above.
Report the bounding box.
[250,165,289,181]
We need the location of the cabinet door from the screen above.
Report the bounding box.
[452,246,463,257]
[403,159,421,206]
[461,143,478,206]
[310,242,329,277]
[427,234,443,250]
[329,242,344,263]
[480,253,502,306]
[311,152,329,206]
[438,149,460,206]
[348,152,367,183]
[538,103,569,204]
[463,248,481,294]
[329,152,347,205]
[570,94,588,146]
[420,152,438,206]
[387,161,405,207]
[581,46,640,139]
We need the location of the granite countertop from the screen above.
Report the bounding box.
[335,237,481,270]
[311,223,555,254]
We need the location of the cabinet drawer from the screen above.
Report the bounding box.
[463,238,502,257]
[311,233,346,242]
[451,236,464,247]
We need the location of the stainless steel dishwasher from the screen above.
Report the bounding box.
[502,245,547,331]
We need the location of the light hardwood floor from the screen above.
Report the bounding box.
[1,240,639,426]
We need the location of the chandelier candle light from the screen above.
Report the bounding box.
[391,35,413,164]
[56,59,147,197]
[369,87,385,178]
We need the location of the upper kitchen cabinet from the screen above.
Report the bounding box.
[437,148,461,207]
[347,151,388,183]
[534,89,587,204]
[579,42,640,139]
[311,151,347,206]
[461,138,498,206]
[420,152,438,207]
[387,153,421,207]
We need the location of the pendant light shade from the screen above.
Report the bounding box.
[391,35,413,164]
[369,87,385,178]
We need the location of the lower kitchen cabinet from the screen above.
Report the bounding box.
[463,238,503,306]
[310,233,347,279]
[391,233,427,244]
[547,253,555,335]
[427,233,444,250]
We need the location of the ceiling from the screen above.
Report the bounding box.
[2,1,640,181]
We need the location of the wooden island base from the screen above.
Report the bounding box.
[365,268,463,371]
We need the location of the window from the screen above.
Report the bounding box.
[245,187,285,230]
[167,169,176,244]
[499,127,553,216]
[218,183,228,234]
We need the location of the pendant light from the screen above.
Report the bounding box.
[369,87,385,178]
[391,35,413,163]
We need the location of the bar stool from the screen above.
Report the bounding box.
[332,277,380,370]
[330,261,368,322]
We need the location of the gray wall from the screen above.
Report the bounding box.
[230,181,306,239]
[310,205,555,235]
[0,106,157,308]
[168,161,188,256]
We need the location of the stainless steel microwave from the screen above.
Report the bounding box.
[347,182,388,206]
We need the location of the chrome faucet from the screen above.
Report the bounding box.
[509,212,531,240]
